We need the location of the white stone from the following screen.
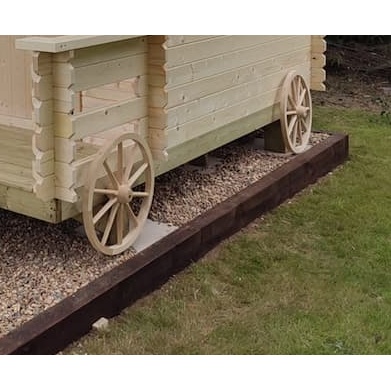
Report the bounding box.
[92,317,109,330]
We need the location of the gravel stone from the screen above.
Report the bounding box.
[0,131,329,338]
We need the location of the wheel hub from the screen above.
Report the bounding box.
[118,184,132,204]
[295,105,309,118]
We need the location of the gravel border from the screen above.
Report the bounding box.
[0,131,329,338]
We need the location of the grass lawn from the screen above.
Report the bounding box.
[65,106,391,354]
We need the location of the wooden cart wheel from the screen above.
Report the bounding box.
[280,71,312,154]
[83,132,154,255]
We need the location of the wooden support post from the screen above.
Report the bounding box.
[189,153,209,167]
[263,120,289,153]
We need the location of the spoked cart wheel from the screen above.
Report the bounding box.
[280,71,312,154]
[83,132,154,255]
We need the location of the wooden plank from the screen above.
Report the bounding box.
[132,116,148,139]
[148,65,166,88]
[33,125,54,151]
[55,161,76,189]
[0,114,33,129]
[0,162,32,191]
[81,96,118,111]
[147,36,166,65]
[33,173,55,202]
[0,159,32,175]
[56,36,148,67]
[148,86,167,108]
[32,97,53,126]
[32,51,52,76]
[160,36,311,88]
[72,54,147,92]
[32,73,53,101]
[149,108,167,129]
[154,105,279,177]
[52,62,74,88]
[55,137,76,163]
[16,35,143,53]
[71,96,148,140]
[32,149,54,177]
[83,83,138,102]
[311,68,326,90]
[165,35,219,47]
[53,112,73,138]
[0,183,59,223]
[0,175,32,192]
[0,146,33,168]
[58,197,82,221]
[311,36,327,53]
[52,87,79,113]
[164,35,285,68]
[0,123,33,138]
[164,49,311,109]
[55,186,78,203]
[311,53,326,68]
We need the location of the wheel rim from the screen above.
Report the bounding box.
[83,133,154,255]
[280,71,312,154]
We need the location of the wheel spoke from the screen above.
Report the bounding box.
[93,197,117,225]
[116,204,124,245]
[301,117,310,134]
[125,203,139,227]
[101,203,119,246]
[288,94,295,109]
[286,110,297,116]
[124,144,137,180]
[103,160,119,189]
[117,142,124,183]
[132,191,149,198]
[290,84,297,104]
[288,115,298,136]
[297,120,303,144]
[128,162,148,187]
[94,188,118,196]
[291,123,298,145]
[295,77,301,101]
[298,88,307,105]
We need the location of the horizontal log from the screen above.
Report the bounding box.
[72,96,148,140]
[16,35,143,53]
[54,96,147,139]
[54,37,147,67]
[159,36,312,89]
[164,35,218,47]
[165,50,311,108]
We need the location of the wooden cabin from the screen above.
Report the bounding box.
[0,35,326,254]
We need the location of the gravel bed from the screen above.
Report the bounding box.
[0,131,329,338]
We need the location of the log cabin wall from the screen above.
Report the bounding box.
[148,35,313,169]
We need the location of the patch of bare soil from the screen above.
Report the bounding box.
[312,41,391,114]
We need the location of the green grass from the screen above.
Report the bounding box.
[65,107,391,354]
